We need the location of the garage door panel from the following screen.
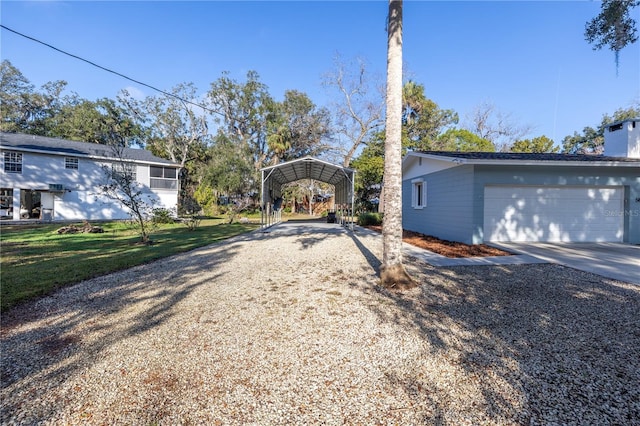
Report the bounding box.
[484,186,624,242]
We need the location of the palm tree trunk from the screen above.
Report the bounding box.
[381,0,415,289]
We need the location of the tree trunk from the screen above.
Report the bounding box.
[381,0,415,290]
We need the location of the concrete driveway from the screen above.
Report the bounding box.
[491,242,640,285]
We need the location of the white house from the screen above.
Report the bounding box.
[402,118,640,244]
[0,132,180,222]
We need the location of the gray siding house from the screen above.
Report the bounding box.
[402,119,640,244]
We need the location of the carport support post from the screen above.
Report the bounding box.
[261,169,265,229]
[351,170,355,231]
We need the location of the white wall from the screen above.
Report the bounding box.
[604,120,640,158]
[1,150,178,221]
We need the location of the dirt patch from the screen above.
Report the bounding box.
[366,226,512,258]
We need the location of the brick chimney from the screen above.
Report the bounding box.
[604,118,640,158]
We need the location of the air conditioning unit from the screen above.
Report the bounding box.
[48,184,64,192]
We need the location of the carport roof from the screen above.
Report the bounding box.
[261,156,355,187]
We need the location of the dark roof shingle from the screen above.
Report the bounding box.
[416,151,640,163]
[0,132,178,166]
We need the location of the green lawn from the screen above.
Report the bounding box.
[0,219,257,312]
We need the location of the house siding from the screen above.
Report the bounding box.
[471,165,640,244]
[403,164,476,244]
[1,149,178,221]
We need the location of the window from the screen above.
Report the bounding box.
[150,166,178,190]
[65,157,78,170]
[3,152,22,173]
[411,178,426,209]
[150,166,177,179]
[608,123,623,132]
[112,163,137,181]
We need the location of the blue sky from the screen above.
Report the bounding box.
[1,1,639,147]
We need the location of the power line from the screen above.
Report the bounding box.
[0,24,221,116]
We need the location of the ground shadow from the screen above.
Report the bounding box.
[362,258,640,424]
[349,229,382,277]
[0,235,247,423]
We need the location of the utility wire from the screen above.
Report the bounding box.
[0,24,221,116]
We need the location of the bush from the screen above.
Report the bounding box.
[179,196,201,216]
[193,184,218,216]
[152,208,175,224]
[358,212,383,226]
[182,215,201,231]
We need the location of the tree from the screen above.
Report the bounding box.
[0,61,142,145]
[0,60,33,131]
[200,132,254,198]
[436,128,495,152]
[207,71,277,172]
[120,83,210,211]
[98,146,158,244]
[281,181,307,214]
[511,136,559,153]
[267,90,332,164]
[192,182,218,216]
[49,97,143,146]
[585,0,639,71]
[0,59,67,135]
[322,54,385,166]
[208,70,332,200]
[381,0,415,289]
[464,101,532,150]
[562,104,640,154]
[121,83,209,167]
[351,133,385,209]
[200,133,263,223]
[401,80,458,151]
[562,126,605,155]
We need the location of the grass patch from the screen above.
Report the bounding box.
[0,219,257,311]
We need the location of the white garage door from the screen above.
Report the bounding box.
[484,186,624,242]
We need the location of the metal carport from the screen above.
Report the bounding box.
[260,156,356,230]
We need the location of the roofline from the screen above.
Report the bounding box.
[605,117,640,128]
[0,144,180,168]
[404,151,640,167]
[260,155,355,174]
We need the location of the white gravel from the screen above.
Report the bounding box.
[1,223,639,425]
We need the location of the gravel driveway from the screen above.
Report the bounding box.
[2,223,639,425]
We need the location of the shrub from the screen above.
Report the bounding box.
[358,212,383,226]
[183,215,201,231]
[152,208,175,224]
[193,184,218,216]
[179,196,201,216]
